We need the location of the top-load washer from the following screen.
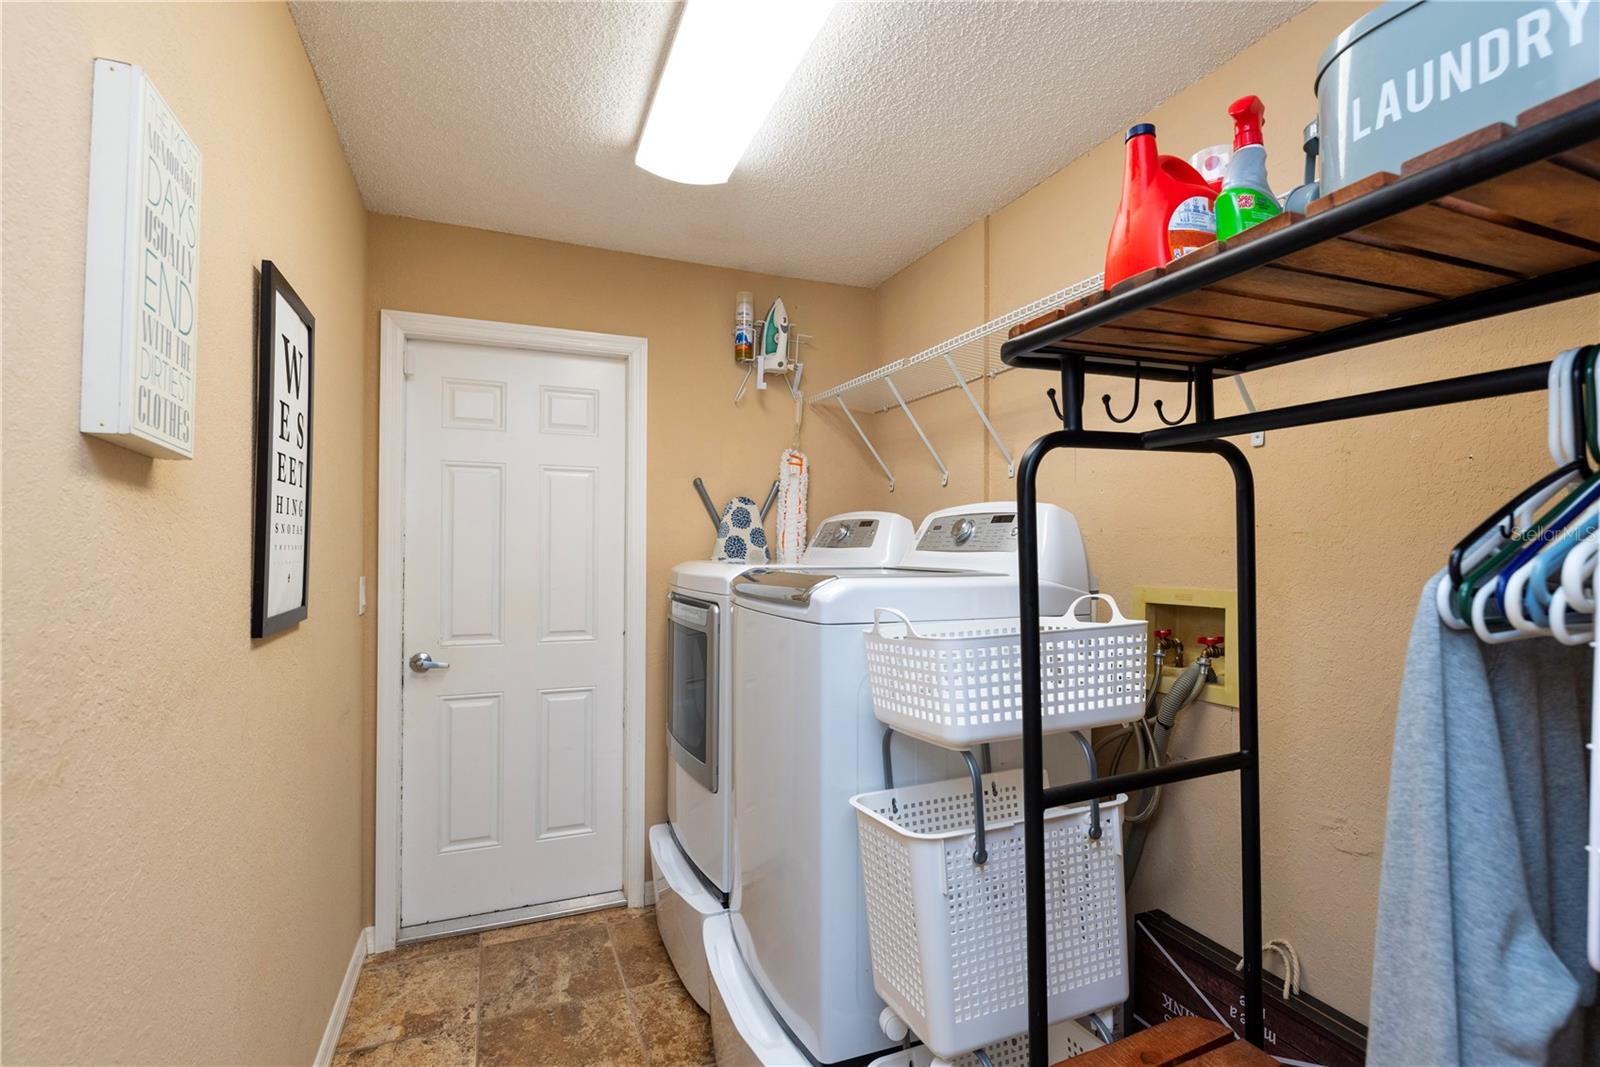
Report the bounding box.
[724,502,1093,1065]
[651,512,913,1012]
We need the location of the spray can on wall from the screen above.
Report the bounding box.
[734,291,755,363]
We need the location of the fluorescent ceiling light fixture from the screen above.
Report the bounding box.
[636,0,836,185]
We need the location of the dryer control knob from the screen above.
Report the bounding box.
[953,517,976,545]
[832,525,851,543]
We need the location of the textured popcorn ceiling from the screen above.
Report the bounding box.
[291,1,1309,286]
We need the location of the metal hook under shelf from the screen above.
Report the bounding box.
[1102,363,1143,423]
[1154,378,1195,426]
[1047,387,1065,425]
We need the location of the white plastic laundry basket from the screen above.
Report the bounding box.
[864,594,1148,749]
[851,770,1128,1060]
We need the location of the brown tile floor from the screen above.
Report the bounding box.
[334,907,713,1067]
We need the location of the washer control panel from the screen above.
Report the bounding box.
[810,517,881,550]
[915,510,1019,553]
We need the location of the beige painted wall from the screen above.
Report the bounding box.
[2,3,370,1063]
[361,215,880,921]
[862,0,1600,1022]
[8,1,1596,1057]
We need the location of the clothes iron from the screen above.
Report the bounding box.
[755,297,788,390]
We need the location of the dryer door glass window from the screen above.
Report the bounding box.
[668,596,717,792]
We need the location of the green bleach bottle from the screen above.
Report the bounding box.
[1215,95,1281,241]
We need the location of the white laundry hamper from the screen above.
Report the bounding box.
[864,594,1149,749]
[851,770,1128,1060]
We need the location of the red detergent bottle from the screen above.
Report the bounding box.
[1103,123,1218,290]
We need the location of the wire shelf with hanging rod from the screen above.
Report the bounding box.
[997,85,1600,1067]
[808,276,1104,491]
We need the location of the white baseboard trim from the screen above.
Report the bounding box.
[643,879,657,907]
[315,926,372,1067]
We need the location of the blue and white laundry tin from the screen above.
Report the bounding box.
[1315,1,1600,193]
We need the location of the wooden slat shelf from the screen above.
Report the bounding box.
[1003,82,1600,377]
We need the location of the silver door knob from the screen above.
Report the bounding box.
[409,651,450,673]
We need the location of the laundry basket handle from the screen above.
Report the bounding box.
[871,607,923,639]
[1064,593,1131,625]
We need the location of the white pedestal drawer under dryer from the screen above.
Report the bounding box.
[650,512,914,1012]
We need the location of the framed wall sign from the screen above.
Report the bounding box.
[80,58,203,459]
[252,262,315,638]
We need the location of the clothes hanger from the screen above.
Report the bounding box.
[1515,383,1600,627]
[1549,348,1579,465]
[1441,466,1587,627]
[1503,514,1589,633]
[1542,556,1593,646]
[1580,342,1593,460]
[1479,486,1600,640]
[1441,347,1596,627]
[1546,346,1594,467]
[1454,350,1598,624]
[1445,353,1584,590]
[1562,535,1600,613]
[1493,482,1600,624]
[1548,586,1594,645]
[1537,355,1598,644]
[1511,507,1600,629]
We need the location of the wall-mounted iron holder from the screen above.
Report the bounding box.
[999,96,1600,1066]
[691,477,780,534]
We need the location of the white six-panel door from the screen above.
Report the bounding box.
[400,337,626,926]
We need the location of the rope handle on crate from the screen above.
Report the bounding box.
[870,607,922,639]
[1063,592,1134,626]
[1235,938,1302,999]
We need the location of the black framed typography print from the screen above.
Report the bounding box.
[251,261,315,638]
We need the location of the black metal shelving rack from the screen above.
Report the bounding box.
[1000,95,1600,1066]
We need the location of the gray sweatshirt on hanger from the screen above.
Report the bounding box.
[1368,573,1595,1066]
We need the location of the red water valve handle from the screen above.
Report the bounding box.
[1154,628,1173,639]
[1197,634,1224,647]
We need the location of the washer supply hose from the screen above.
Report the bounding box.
[1151,654,1209,744]
[1124,656,1211,886]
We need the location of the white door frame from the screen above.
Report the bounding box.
[374,309,648,952]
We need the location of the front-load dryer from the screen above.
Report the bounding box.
[653,512,913,1013]
[727,503,1093,1065]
